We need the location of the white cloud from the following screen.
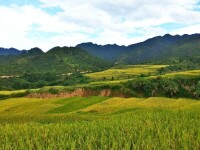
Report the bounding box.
[171,24,200,35]
[0,0,200,51]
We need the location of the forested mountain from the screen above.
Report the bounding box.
[0,46,110,76]
[0,48,24,55]
[119,34,200,64]
[154,36,200,71]
[77,34,200,64]
[159,36,200,61]
[76,43,127,60]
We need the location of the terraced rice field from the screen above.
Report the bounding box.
[86,65,168,80]
[0,96,199,149]
[165,69,200,77]
[1,96,199,115]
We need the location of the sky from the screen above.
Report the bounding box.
[0,0,200,51]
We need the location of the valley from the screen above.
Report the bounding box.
[1,0,200,148]
[0,34,200,149]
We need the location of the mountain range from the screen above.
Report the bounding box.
[1,34,200,62]
[77,34,200,64]
[0,48,25,55]
[0,33,200,75]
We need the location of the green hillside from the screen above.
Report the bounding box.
[77,34,200,66]
[0,47,111,90]
[118,35,200,65]
[0,47,110,76]
[156,37,200,70]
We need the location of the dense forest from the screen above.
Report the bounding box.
[125,76,200,99]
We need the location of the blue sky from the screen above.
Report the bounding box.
[0,0,200,51]
[0,0,42,6]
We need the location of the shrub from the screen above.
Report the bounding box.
[48,88,60,94]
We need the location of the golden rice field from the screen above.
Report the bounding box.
[80,97,200,114]
[1,96,199,116]
[87,79,133,86]
[85,65,168,80]
[85,65,200,85]
[0,90,27,95]
[143,69,200,80]
[165,69,200,77]
[0,96,200,149]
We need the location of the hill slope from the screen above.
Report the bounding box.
[77,42,127,61]
[119,34,200,64]
[158,36,200,61]
[77,34,200,64]
[0,46,110,76]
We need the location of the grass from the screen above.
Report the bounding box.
[0,96,199,149]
